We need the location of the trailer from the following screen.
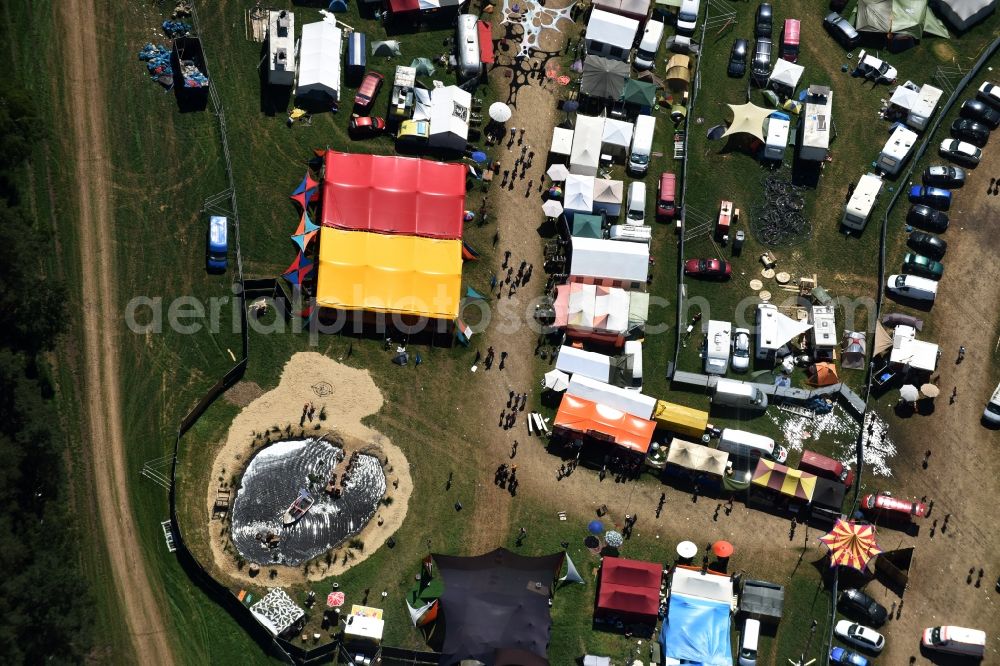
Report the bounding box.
[388,66,417,122]
[172,36,210,109]
[841,173,883,231]
[876,124,918,176]
[798,85,832,162]
[267,10,295,86]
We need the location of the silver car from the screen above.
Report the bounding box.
[732,328,751,372]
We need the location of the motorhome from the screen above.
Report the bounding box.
[799,85,833,161]
[704,320,732,375]
[842,173,883,231]
[876,124,918,175]
[456,15,482,80]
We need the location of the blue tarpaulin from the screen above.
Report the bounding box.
[660,593,733,666]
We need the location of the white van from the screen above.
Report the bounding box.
[738,618,760,666]
[626,181,646,225]
[886,274,938,302]
[609,224,652,243]
[842,173,883,231]
[712,378,768,411]
[676,0,701,34]
[718,428,787,463]
[984,382,1000,425]
[921,626,986,658]
[704,320,732,375]
[634,20,665,70]
[628,115,656,175]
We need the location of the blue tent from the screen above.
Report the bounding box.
[328,0,348,11]
[660,593,733,666]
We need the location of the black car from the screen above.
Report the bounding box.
[823,12,860,49]
[959,99,1000,129]
[751,38,773,86]
[728,39,749,77]
[908,230,947,259]
[838,589,889,628]
[907,204,949,232]
[951,119,990,147]
[922,165,966,188]
[755,2,773,38]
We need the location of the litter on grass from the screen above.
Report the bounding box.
[138,43,174,88]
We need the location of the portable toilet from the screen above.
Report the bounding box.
[346,32,367,85]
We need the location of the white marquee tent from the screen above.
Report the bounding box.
[585,9,640,60]
[601,118,634,158]
[567,374,657,419]
[296,21,343,101]
[570,237,649,283]
[428,85,471,151]
[571,115,604,176]
[556,346,614,383]
[564,174,596,219]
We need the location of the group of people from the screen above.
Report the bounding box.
[475,346,509,371]
[495,254,534,300]
[493,463,520,496]
[599,453,644,483]
[299,402,317,426]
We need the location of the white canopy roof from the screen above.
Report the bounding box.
[344,614,384,641]
[571,115,604,176]
[601,118,634,149]
[567,374,657,419]
[593,178,623,204]
[934,0,997,30]
[570,237,649,283]
[543,369,571,392]
[757,304,812,353]
[561,283,632,333]
[556,346,613,382]
[666,439,730,476]
[587,9,640,50]
[428,85,471,151]
[564,174,596,214]
[890,324,939,372]
[670,566,733,604]
[296,22,342,101]
[889,84,919,109]
[551,127,574,156]
[769,59,804,91]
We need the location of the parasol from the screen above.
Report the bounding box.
[676,540,698,559]
[899,384,920,402]
[546,163,569,181]
[489,102,512,122]
[326,591,345,607]
[818,519,882,571]
[604,530,623,548]
[588,520,604,534]
[562,100,579,113]
[469,151,488,164]
[712,540,734,558]
[542,199,564,218]
[919,383,940,398]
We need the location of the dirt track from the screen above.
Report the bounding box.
[59,0,175,662]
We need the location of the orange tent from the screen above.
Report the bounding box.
[553,394,655,453]
[806,362,839,387]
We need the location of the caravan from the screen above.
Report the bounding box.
[763,117,790,161]
[877,124,918,175]
[704,320,732,375]
[456,15,482,80]
[842,173,883,231]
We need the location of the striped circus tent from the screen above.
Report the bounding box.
[819,519,882,571]
[751,459,817,501]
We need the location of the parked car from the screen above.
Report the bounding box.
[732,328,751,372]
[976,81,1000,108]
[396,119,430,144]
[903,252,944,280]
[907,230,947,259]
[855,50,897,84]
[906,204,949,232]
[984,381,1000,426]
[959,99,1000,129]
[861,492,928,519]
[951,118,990,147]
[823,12,860,49]
[755,2,773,38]
[886,274,938,302]
[922,626,987,658]
[939,139,982,166]
[834,621,885,654]
[922,165,965,188]
[349,115,386,137]
[830,646,870,666]
[838,589,889,627]
[684,258,731,279]
[728,38,749,78]
[907,185,951,211]
[354,71,384,111]
[751,38,772,85]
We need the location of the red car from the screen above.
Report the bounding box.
[684,258,731,279]
[349,115,386,137]
[861,493,927,520]
[354,71,384,111]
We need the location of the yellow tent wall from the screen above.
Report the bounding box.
[652,400,709,438]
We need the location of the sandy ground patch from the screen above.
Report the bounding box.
[223,380,265,407]
[206,352,412,587]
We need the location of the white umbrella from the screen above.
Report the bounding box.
[676,540,698,559]
[920,383,940,398]
[488,102,512,122]
[604,530,624,548]
[899,384,920,402]
[542,369,570,392]
[542,199,564,217]
[546,163,569,181]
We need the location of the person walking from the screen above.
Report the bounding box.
[511,440,518,458]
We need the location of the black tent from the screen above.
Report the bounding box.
[739,578,784,623]
[811,477,847,510]
[432,548,565,666]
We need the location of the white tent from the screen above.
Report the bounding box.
[564,174,596,218]
[890,324,939,372]
[570,237,649,283]
[268,10,295,86]
[601,118,634,158]
[556,346,614,382]
[428,85,471,151]
[585,9,640,61]
[550,127,575,158]
[755,303,812,360]
[412,87,432,121]
[296,22,343,101]
[670,566,734,604]
[542,369,571,392]
[768,59,804,95]
[889,85,920,110]
[932,0,996,30]
[570,115,604,176]
[592,179,624,217]
[567,374,657,419]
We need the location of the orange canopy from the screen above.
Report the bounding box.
[554,394,655,453]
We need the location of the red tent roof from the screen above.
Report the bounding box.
[478,21,495,64]
[388,0,420,12]
[553,394,655,453]
[596,557,663,619]
[597,584,660,617]
[601,557,663,588]
[321,152,466,239]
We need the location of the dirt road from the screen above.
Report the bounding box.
[59,0,176,662]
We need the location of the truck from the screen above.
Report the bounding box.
[842,173,883,231]
[704,319,732,375]
[652,400,709,439]
[388,66,417,122]
[798,85,832,162]
[628,115,656,175]
[876,124,918,175]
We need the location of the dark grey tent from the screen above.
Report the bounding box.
[581,56,629,100]
[739,579,784,623]
[811,477,847,510]
[433,548,565,666]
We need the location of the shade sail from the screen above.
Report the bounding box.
[666,439,729,476]
[553,393,655,453]
[752,459,817,501]
[316,227,462,319]
[722,102,772,141]
[322,152,466,239]
[581,55,630,100]
[819,519,882,571]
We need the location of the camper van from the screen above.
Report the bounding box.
[712,378,768,410]
[877,124,918,175]
[780,19,800,62]
[609,224,652,243]
[456,15,482,80]
[628,115,656,175]
[626,182,647,224]
[799,450,854,487]
[738,618,760,666]
[634,20,665,70]
[842,173,883,231]
[676,0,700,34]
[718,428,787,463]
[207,215,228,272]
[704,320,732,375]
[656,172,677,219]
[763,117,790,161]
[921,626,986,658]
